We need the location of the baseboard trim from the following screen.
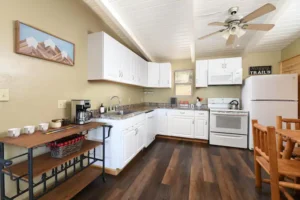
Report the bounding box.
[156,135,208,144]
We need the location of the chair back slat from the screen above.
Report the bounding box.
[296,123,300,130]
[286,122,291,130]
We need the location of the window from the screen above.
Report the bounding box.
[174,70,193,96]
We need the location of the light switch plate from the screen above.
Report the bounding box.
[58,100,67,109]
[0,89,9,101]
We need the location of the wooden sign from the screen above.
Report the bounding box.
[249,66,272,75]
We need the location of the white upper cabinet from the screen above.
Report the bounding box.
[159,63,172,88]
[195,60,208,87]
[208,57,242,85]
[147,62,172,88]
[88,32,148,87]
[148,62,160,87]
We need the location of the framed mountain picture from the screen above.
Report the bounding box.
[15,21,75,66]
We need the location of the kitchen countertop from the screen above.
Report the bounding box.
[93,105,209,120]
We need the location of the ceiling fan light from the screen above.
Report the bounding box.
[222,30,230,39]
[236,27,246,38]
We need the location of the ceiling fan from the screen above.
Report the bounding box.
[198,3,276,46]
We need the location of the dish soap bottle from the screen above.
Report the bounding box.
[100,103,105,114]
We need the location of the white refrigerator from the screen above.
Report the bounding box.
[242,74,298,149]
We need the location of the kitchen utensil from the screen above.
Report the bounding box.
[229,100,239,110]
[61,119,71,126]
[23,126,35,134]
[8,128,21,137]
[45,125,77,135]
[39,123,49,131]
[50,121,62,129]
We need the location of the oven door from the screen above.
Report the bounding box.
[210,112,248,135]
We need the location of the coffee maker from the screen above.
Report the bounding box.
[71,100,92,125]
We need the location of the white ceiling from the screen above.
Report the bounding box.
[84,0,299,61]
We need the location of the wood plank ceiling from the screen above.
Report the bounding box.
[84,0,299,61]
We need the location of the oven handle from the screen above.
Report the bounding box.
[211,113,247,116]
[213,133,244,138]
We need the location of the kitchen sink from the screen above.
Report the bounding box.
[116,110,136,115]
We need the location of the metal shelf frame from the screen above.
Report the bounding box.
[0,125,112,200]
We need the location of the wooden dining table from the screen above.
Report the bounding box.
[276,129,300,159]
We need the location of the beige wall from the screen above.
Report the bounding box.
[144,51,281,104]
[0,1,143,197]
[282,38,300,60]
[0,0,144,135]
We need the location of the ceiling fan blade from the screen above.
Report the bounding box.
[208,22,228,26]
[241,3,276,23]
[198,29,225,40]
[226,35,236,46]
[244,24,275,31]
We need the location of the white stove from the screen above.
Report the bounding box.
[208,98,249,149]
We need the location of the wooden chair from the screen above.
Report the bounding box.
[252,120,300,200]
[276,116,300,159]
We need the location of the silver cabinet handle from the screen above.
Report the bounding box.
[192,120,194,124]
[180,112,185,114]
[205,120,207,125]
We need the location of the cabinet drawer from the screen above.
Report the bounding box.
[169,110,194,116]
[194,111,208,117]
[209,133,247,149]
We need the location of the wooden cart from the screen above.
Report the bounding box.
[0,122,112,200]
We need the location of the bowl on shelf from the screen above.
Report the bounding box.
[23,125,35,134]
[8,128,21,137]
[50,119,62,129]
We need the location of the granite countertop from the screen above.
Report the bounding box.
[93,105,209,120]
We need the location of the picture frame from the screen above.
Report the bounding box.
[15,21,75,66]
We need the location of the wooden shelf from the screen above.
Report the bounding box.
[39,166,101,200]
[2,140,102,181]
[0,122,105,148]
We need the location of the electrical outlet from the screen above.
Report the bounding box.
[0,89,9,101]
[58,100,67,109]
[128,97,131,103]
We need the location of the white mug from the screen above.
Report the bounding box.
[8,128,21,137]
[39,123,49,131]
[23,126,35,134]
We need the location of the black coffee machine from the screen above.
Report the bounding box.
[71,99,92,124]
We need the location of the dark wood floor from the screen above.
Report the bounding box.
[73,138,288,200]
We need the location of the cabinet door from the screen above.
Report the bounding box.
[196,60,208,87]
[121,48,132,83]
[168,116,194,138]
[159,63,171,88]
[194,117,208,140]
[103,34,120,80]
[208,58,225,73]
[136,122,145,152]
[224,57,242,73]
[148,62,160,87]
[158,109,168,135]
[141,60,148,87]
[123,129,137,165]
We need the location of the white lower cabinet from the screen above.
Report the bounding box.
[136,121,146,152]
[90,109,208,173]
[123,128,137,166]
[194,117,208,139]
[168,115,195,138]
[158,109,168,135]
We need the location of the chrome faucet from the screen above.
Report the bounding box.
[110,96,121,111]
